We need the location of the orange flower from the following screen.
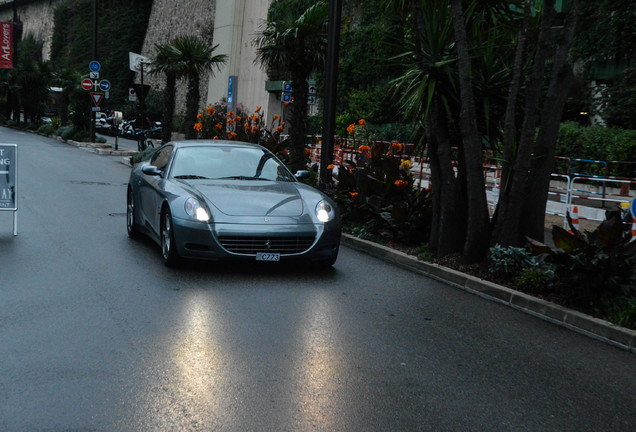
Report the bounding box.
[273,114,280,121]
[391,141,403,152]
[276,126,283,132]
[244,122,250,130]
[327,164,335,170]
[349,192,359,198]
[394,179,408,188]
[358,145,371,153]
[347,124,356,135]
[255,106,262,112]
[251,126,259,134]
[226,111,234,118]
[284,101,290,107]
[197,113,203,119]
[358,119,366,126]
[206,106,215,116]
[213,136,219,140]
[193,122,203,132]
[236,116,241,122]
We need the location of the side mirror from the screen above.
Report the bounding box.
[142,165,163,177]
[295,170,310,180]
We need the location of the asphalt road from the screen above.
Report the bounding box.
[1,127,634,431]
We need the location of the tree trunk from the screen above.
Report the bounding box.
[491,0,557,247]
[289,67,309,172]
[523,0,580,242]
[162,72,176,144]
[426,99,465,257]
[450,0,490,263]
[184,72,200,140]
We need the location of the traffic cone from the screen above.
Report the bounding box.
[568,206,580,234]
[631,216,636,240]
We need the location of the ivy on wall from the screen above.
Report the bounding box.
[50,0,154,109]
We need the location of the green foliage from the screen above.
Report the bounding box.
[516,267,554,295]
[600,296,636,330]
[527,210,636,313]
[37,124,56,136]
[556,122,636,178]
[488,244,537,280]
[57,125,76,140]
[130,147,159,166]
[603,67,636,130]
[50,0,154,110]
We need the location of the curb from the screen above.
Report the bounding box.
[342,234,636,353]
[64,139,138,157]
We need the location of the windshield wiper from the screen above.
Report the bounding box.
[174,175,210,180]
[219,176,269,181]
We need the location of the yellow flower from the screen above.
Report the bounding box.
[400,159,413,170]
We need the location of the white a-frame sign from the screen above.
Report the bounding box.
[0,143,17,235]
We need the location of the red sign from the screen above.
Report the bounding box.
[0,22,13,69]
[90,92,104,106]
[81,78,93,91]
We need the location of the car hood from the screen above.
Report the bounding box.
[189,181,305,217]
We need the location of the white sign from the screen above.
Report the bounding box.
[128,88,137,102]
[129,52,150,73]
[0,143,17,235]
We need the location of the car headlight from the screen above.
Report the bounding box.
[185,197,210,222]
[315,200,335,223]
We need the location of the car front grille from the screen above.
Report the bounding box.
[218,235,315,255]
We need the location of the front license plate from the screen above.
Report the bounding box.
[256,252,280,262]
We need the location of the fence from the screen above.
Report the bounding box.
[306,138,635,224]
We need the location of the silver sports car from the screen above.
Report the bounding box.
[126,140,341,267]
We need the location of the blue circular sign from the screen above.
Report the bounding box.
[89,61,101,72]
[99,80,111,91]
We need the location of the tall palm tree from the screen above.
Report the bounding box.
[151,36,227,141]
[254,1,328,171]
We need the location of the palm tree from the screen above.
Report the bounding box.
[254,1,328,171]
[149,43,180,143]
[151,36,227,141]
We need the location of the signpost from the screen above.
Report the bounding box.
[0,143,17,235]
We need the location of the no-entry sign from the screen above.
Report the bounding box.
[81,78,93,91]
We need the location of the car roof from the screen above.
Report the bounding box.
[166,140,264,150]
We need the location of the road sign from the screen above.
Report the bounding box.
[282,93,292,103]
[90,92,104,106]
[89,60,101,72]
[81,78,93,91]
[308,84,317,95]
[99,80,111,92]
[283,81,293,93]
[129,52,150,73]
[128,88,137,102]
[90,71,99,79]
[307,95,316,105]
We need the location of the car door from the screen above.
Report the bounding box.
[139,145,173,236]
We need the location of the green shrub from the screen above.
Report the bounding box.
[528,209,636,312]
[37,124,55,136]
[601,296,636,330]
[488,245,537,280]
[516,267,554,294]
[57,125,75,140]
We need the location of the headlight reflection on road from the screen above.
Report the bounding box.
[167,295,230,421]
[295,292,344,428]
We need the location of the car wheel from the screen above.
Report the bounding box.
[126,188,139,239]
[161,208,180,267]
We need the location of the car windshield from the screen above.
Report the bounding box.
[170,145,296,182]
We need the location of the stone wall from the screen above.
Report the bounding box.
[140,0,217,114]
[0,0,62,60]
